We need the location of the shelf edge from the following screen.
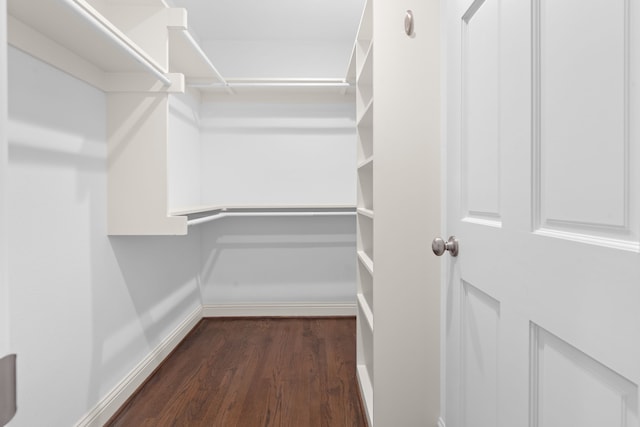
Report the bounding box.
[357,208,374,219]
[357,293,374,331]
[357,251,374,275]
[356,364,374,427]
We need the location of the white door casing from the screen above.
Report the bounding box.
[0,0,9,357]
[0,3,16,425]
[444,0,640,426]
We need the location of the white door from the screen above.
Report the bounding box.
[444,0,640,426]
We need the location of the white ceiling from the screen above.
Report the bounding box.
[168,0,365,42]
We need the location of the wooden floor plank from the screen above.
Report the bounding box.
[107,317,367,427]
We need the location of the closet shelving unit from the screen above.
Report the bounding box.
[354,0,374,424]
[7,0,357,235]
[7,0,228,235]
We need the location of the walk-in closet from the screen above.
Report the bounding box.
[1,1,442,426]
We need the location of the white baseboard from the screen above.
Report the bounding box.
[438,416,446,427]
[74,305,202,427]
[203,302,357,317]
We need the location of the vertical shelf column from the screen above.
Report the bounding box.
[355,0,374,424]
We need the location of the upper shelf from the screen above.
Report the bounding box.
[7,0,222,92]
[8,0,164,74]
[8,0,173,91]
[167,9,226,85]
[7,0,357,98]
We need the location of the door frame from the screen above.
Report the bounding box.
[0,0,9,357]
[0,2,17,424]
[439,0,451,423]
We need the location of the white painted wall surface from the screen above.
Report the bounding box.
[6,47,201,426]
[197,95,357,307]
[0,0,10,357]
[199,99,357,206]
[200,216,356,305]
[202,40,354,79]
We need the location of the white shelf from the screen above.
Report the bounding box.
[345,42,357,84]
[170,204,357,217]
[357,207,374,219]
[357,156,374,170]
[357,250,374,275]
[168,20,225,84]
[357,98,374,126]
[7,0,172,90]
[357,364,374,427]
[355,0,373,47]
[357,293,374,331]
[172,205,357,227]
[357,43,373,83]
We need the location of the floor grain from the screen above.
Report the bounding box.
[107,317,367,427]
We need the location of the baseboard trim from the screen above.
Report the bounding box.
[202,302,357,317]
[438,416,446,427]
[74,305,202,427]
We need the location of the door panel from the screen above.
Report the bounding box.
[445,0,640,425]
[461,0,501,225]
[461,281,499,427]
[534,0,639,246]
[531,325,638,427]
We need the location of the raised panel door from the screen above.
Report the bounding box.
[445,0,640,425]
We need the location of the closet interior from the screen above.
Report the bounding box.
[4,0,381,425]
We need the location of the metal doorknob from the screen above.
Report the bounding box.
[432,236,459,257]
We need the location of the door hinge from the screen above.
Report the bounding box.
[0,354,16,426]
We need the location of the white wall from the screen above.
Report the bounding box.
[0,0,10,357]
[202,40,354,79]
[200,215,356,306]
[197,95,357,307]
[6,47,201,426]
[199,98,356,206]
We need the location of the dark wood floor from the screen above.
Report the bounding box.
[107,317,367,427]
